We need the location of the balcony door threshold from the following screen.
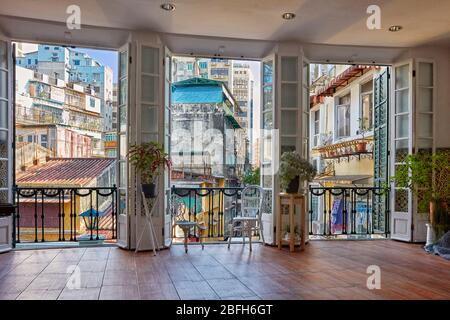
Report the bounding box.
[14,241,117,251]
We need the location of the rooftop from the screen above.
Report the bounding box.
[16,158,115,187]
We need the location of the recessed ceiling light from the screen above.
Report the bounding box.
[282,12,296,20]
[388,25,403,32]
[161,3,176,11]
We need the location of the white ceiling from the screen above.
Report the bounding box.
[0,0,449,48]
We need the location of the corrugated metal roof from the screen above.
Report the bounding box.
[16,158,115,187]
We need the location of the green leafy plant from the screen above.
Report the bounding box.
[279,151,316,191]
[128,142,171,184]
[242,167,260,185]
[390,150,450,238]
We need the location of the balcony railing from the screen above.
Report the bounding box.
[14,186,117,244]
[309,186,389,238]
[170,186,243,242]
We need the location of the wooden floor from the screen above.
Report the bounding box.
[0,240,449,300]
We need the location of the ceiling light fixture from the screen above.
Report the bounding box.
[282,12,296,20]
[388,25,403,32]
[161,3,176,11]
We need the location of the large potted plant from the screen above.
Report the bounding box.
[279,151,316,194]
[128,142,171,198]
[390,150,450,245]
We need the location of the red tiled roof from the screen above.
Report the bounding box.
[16,158,115,187]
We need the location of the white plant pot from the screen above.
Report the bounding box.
[425,223,435,247]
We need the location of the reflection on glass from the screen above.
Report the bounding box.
[0,100,7,130]
[281,111,297,135]
[263,86,272,111]
[0,41,7,69]
[141,75,158,103]
[119,106,127,132]
[395,89,409,113]
[395,64,409,89]
[120,134,126,159]
[418,62,433,87]
[281,83,297,108]
[141,46,159,74]
[417,138,432,151]
[395,114,409,138]
[281,137,296,154]
[119,78,127,106]
[281,57,297,82]
[119,190,127,215]
[119,162,127,188]
[120,51,128,76]
[0,70,7,99]
[418,88,432,112]
[142,105,157,132]
[263,112,273,129]
[263,61,273,85]
[417,113,432,138]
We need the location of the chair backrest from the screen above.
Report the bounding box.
[241,185,264,218]
[170,195,187,222]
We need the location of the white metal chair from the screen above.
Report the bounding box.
[171,195,207,253]
[227,185,265,251]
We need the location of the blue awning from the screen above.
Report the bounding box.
[172,85,224,104]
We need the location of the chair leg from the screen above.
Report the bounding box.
[259,220,265,244]
[227,223,233,249]
[248,223,252,252]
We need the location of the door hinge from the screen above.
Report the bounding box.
[162,227,164,236]
[412,70,416,77]
[411,224,414,231]
[129,56,132,64]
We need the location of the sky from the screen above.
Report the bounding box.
[76,47,118,82]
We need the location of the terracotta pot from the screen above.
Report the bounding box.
[355,142,367,153]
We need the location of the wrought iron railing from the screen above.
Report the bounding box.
[14,186,117,244]
[309,186,389,238]
[170,186,243,241]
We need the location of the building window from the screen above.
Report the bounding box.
[74,60,80,66]
[44,46,49,50]
[40,134,48,148]
[35,59,38,64]
[360,79,373,130]
[27,59,31,64]
[336,93,350,138]
[27,135,34,143]
[90,98,95,108]
[313,110,320,146]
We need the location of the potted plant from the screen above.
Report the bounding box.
[128,142,171,198]
[356,117,370,152]
[283,224,300,242]
[389,150,450,246]
[279,151,316,194]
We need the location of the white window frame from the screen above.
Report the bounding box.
[360,79,374,131]
[335,92,351,139]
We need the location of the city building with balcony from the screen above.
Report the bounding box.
[309,64,388,236]
[16,45,114,131]
[15,66,104,159]
[171,77,247,185]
